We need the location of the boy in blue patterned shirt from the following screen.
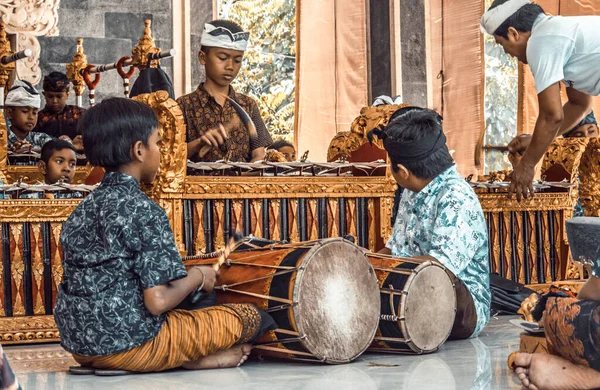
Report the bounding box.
[371,107,491,339]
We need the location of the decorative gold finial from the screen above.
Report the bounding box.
[132,19,161,69]
[66,37,88,97]
[0,22,15,91]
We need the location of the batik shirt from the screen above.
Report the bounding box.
[177,83,273,162]
[54,171,187,356]
[593,247,600,278]
[34,105,85,140]
[386,165,491,337]
[7,128,53,149]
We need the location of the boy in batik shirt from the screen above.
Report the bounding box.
[177,19,272,163]
[371,107,491,339]
[54,98,274,373]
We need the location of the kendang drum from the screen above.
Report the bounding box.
[367,254,456,354]
[185,237,381,364]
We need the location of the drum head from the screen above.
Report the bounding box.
[293,239,381,364]
[401,263,456,353]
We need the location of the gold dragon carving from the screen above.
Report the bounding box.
[327,104,410,162]
[579,138,600,216]
[541,138,588,200]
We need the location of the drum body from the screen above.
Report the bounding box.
[367,254,456,354]
[186,238,381,364]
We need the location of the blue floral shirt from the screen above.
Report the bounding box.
[386,165,491,337]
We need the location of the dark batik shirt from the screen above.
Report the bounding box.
[34,105,85,139]
[54,171,187,356]
[176,83,273,162]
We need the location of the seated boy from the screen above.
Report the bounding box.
[563,110,599,139]
[267,139,296,162]
[54,98,274,373]
[177,20,272,163]
[34,72,85,152]
[372,107,491,339]
[5,80,52,152]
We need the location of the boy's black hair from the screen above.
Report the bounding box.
[200,19,244,54]
[40,139,77,164]
[381,109,453,180]
[269,139,295,151]
[79,98,158,170]
[489,0,545,39]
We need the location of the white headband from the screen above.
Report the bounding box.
[5,80,41,109]
[481,0,531,35]
[201,23,249,52]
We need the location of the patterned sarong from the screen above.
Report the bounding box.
[543,297,600,371]
[73,304,263,372]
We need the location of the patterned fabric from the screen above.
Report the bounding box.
[7,129,53,149]
[72,305,264,372]
[0,344,21,390]
[34,105,85,139]
[544,297,600,371]
[386,164,491,337]
[54,171,188,356]
[176,83,272,162]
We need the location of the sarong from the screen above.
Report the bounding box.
[543,297,600,371]
[73,304,266,372]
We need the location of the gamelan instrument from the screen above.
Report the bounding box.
[367,254,457,354]
[184,237,381,364]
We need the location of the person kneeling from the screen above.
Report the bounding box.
[372,107,491,339]
[54,98,274,373]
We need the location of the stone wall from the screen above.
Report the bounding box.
[37,0,175,106]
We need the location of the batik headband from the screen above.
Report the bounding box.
[481,0,531,35]
[201,23,250,51]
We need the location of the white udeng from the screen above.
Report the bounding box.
[480,0,531,35]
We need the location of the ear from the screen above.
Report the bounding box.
[395,164,410,181]
[38,160,47,175]
[131,140,145,163]
[507,27,520,42]
[5,107,12,120]
[198,50,207,66]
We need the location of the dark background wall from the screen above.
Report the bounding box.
[37,0,176,106]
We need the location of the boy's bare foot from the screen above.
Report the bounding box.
[182,344,252,370]
[514,353,600,390]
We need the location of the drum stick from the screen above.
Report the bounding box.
[1,49,32,65]
[212,232,243,271]
[86,49,176,74]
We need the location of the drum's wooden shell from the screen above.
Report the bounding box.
[186,238,381,364]
[367,255,456,354]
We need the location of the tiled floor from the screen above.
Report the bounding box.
[7,316,524,389]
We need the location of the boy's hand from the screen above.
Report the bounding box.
[72,135,84,151]
[11,140,32,153]
[195,266,219,293]
[199,124,228,149]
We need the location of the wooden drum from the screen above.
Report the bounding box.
[367,254,457,354]
[186,238,381,364]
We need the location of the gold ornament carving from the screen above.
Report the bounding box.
[0,315,59,344]
[66,38,87,97]
[131,20,161,69]
[579,138,600,216]
[133,91,187,197]
[541,138,588,200]
[0,0,60,85]
[517,293,539,323]
[327,104,410,162]
[0,22,14,90]
[0,200,80,222]
[477,192,573,213]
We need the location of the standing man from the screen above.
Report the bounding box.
[481,0,600,201]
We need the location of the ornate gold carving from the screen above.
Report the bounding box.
[0,97,7,180]
[0,22,14,90]
[477,193,573,213]
[66,38,87,97]
[541,138,588,201]
[0,0,60,85]
[517,293,539,323]
[579,138,600,216]
[133,91,187,197]
[0,316,59,344]
[131,20,161,69]
[327,104,410,162]
[0,200,79,222]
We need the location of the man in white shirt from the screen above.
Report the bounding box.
[481,0,600,202]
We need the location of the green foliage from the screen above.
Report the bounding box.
[218,0,296,142]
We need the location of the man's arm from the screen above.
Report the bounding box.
[557,87,593,137]
[250,147,265,162]
[577,275,600,302]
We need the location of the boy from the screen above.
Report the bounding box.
[268,139,296,162]
[177,19,272,163]
[372,107,491,339]
[54,98,273,373]
[34,72,84,152]
[5,80,52,152]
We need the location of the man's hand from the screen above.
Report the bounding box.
[194,266,219,293]
[72,135,84,152]
[508,161,536,201]
[507,134,532,168]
